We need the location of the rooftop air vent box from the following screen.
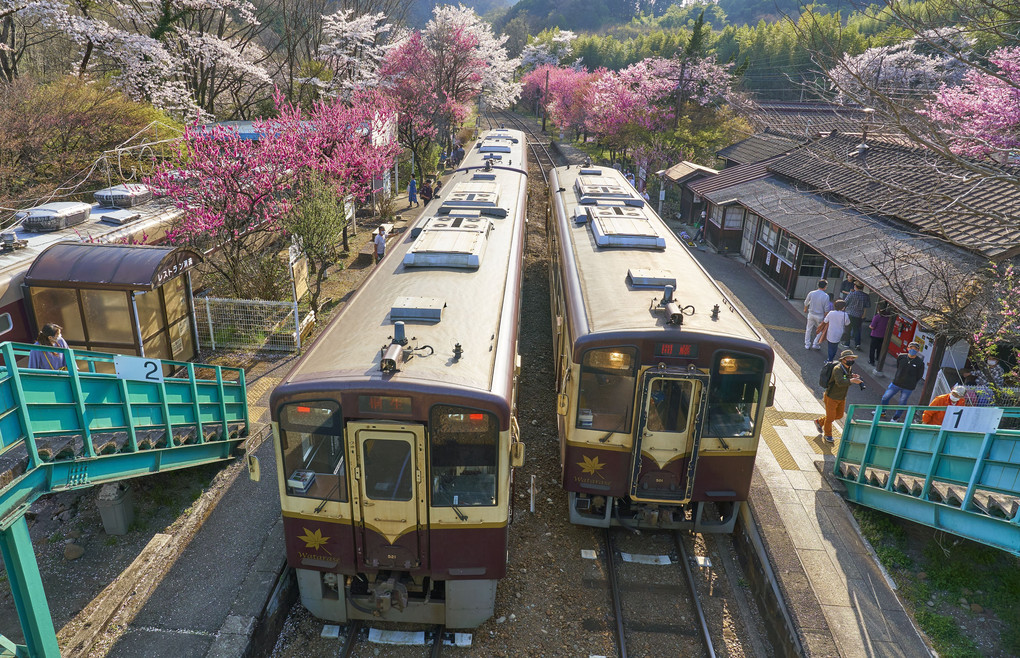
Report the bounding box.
[15,202,92,232]
[589,206,665,249]
[97,209,143,225]
[627,268,676,288]
[95,183,153,208]
[391,296,445,322]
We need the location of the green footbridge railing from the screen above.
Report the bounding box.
[835,403,1020,557]
[0,341,249,658]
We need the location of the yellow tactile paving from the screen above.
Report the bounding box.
[762,408,798,470]
[246,375,281,408]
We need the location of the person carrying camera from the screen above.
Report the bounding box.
[814,349,863,444]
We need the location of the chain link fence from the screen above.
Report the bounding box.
[195,296,313,352]
[933,369,1020,407]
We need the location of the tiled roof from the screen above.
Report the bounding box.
[716,130,804,166]
[742,102,873,138]
[767,133,1020,260]
[661,160,717,183]
[702,177,988,317]
[687,159,775,197]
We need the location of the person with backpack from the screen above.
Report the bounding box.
[816,299,851,362]
[814,349,863,444]
[879,340,926,421]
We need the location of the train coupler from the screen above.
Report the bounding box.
[369,577,409,615]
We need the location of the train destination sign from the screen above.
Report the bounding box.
[654,342,699,358]
[358,395,413,415]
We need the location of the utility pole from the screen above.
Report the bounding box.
[542,69,549,132]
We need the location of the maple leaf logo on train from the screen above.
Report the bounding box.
[299,528,331,554]
[578,455,606,478]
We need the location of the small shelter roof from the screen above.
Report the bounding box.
[24,243,202,291]
[661,161,718,184]
[688,159,775,197]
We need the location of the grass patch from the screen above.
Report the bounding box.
[104,536,118,546]
[914,610,980,657]
[47,532,64,544]
[852,505,1020,655]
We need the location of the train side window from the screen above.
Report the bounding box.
[0,313,12,336]
[429,405,498,507]
[706,355,766,438]
[279,401,347,502]
[576,347,638,433]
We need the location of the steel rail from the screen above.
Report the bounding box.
[674,531,718,658]
[603,528,629,658]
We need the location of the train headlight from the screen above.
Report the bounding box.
[718,357,738,374]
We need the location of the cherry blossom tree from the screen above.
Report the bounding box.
[925,46,1020,159]
[827,29,973,105]
[380,4,520,179]
[149,91,398,298]
[304,9,390,99]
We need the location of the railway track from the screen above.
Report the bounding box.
[604,528,717,658]
[338,620,446,657]
[485,109,561,183]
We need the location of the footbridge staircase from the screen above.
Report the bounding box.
[0,341,250,658]
[835,403,1020,556]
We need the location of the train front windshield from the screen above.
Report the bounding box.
[706,354,766,438]
[430,405,499,507]
[278,401,347,501]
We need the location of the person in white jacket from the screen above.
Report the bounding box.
[803,279,831,350]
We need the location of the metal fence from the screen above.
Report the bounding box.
[195,296,312,352]
[933,369,1020,406]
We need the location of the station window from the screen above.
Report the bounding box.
[278,401,347,502]
[429,405,498,507]
[576,347,638,433]
[706,354,766,438]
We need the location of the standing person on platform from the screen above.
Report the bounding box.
[373,227,387,264]
[922,385,968,425]
[974,357,1006,389]
[803,279,830,350]
[880,340,926,421]
[840,275,855,298]
[814,349,863,443]
[28,323,69,370]
[693,210,706,242]
[407,177,419,208]
[868,304,892,366]
[817,299,851,362]
[843,281,871,350]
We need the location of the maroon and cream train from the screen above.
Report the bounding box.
[0,186,181,344]
[547,164,775,533]
[269,129,528,628]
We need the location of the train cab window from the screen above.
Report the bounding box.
[0,313,12,336]
[278,401,347,502]
[429,405,498,507]
[706,355,765,438]
[576,347,638,433]
[363,439,413,501]
[646,379,694,433]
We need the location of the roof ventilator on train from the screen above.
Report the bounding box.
[652,284,695,326]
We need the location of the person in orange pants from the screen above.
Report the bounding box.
[814,349,863,443]
[921,385,967,425]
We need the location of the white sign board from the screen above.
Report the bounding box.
[941,406,1003,434]
[114,355,165,383]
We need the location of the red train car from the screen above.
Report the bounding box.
[547,163,775,532]
[270,129,528,628]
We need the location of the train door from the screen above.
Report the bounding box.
[349,421,428,571]
[630,370,709,503]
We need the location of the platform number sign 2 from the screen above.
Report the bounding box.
[941,406,1003,434]
[114,354,165,383]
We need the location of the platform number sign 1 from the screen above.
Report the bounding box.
[941,406,1003,434]
[114,354,165,383]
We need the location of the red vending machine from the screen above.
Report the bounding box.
[888,315,918,357]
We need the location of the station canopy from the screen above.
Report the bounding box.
[24,243,201,291]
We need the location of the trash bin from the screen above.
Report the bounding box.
[97,483,134,535]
